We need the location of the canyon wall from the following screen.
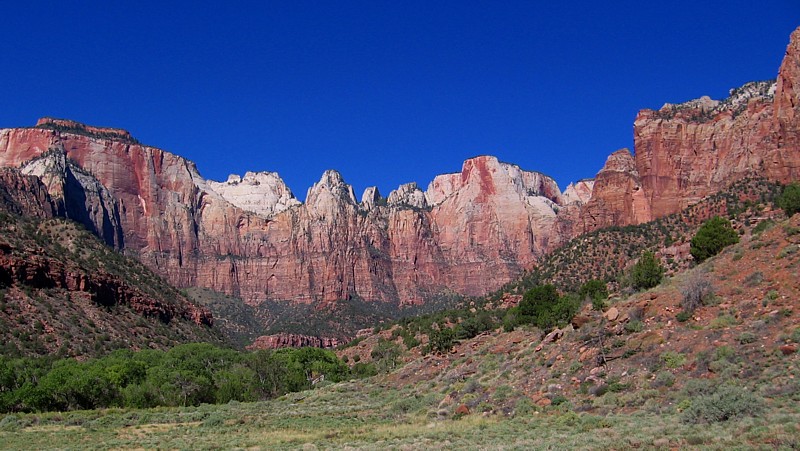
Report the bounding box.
[577,27,800,233]
[1,27,800,312]
[0,121,564,305]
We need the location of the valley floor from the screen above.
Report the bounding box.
[1,380,798,450]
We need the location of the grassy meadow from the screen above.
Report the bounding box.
[1,379,798,450]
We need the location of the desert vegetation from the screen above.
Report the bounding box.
[690,216,739,263]
[0,344,353,413]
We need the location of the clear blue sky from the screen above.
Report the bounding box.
[1,1,798,199]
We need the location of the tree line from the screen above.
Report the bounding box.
[0,343,352,413]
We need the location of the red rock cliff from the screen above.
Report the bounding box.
[0,125,564,306]
[579,26,800,231]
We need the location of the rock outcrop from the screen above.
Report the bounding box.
[562,179,594,205]
[206,172,300,217]
[577,149,651,232]
[246,333,341,350]
[0,168,55,218]
[20,150,124,247]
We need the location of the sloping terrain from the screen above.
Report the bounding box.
[513,176,782,293]
[0,199,221,358]
[338,209,799,437]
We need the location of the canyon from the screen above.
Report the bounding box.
[1,27,799,344]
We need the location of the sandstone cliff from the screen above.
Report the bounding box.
[577,26,800,232]
[2,27,800,340]
[246,333,341,350]
[0,123,564,307]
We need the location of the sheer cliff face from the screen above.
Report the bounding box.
[191,156,564,305]
[0,124,563,305]
[578,26,800,232]
[2,27,800,308]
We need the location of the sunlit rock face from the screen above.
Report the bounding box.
[0,124,566,305]
[1,27,799,310]
[576,27,800,232]
[206,172,300,217]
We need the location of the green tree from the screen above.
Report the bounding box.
[517,285,579,331]
[630,251,664,290]
[370,338,401,372]
[690,216,739,263]
[214,364,258,403]
[428,326,456,354]
[246,350,289,399]
[579,279,608,310]
[777,182,800,217]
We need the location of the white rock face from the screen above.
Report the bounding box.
[206,171,300,217]
[562,179,595,205]
[425,172,461,206]
[387,182,427,209]
[305,170,357,216]
[360,186,381,210]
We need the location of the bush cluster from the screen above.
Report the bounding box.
[777,182,800,217]
[0,343,353,413]
[690,216,739,263]
[505,284,580,332]
[681,384,764,424]
[630,251,664,290]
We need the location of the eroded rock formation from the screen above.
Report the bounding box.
[246,333,341,350]
[1,26,799,319]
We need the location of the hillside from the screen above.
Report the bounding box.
[512,176,782,293]
[1,212,798,448]
[319,206,800,447]
[0,183,222,357]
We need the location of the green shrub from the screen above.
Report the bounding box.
[690,216,739,263]
[630,251,664,290]
[660,351,686,369]
[752,219,774,235]
[427,327,456,354]
[350,362,377,379]
[710,314,737,329]
[516,285,580,331]
[624,320,643,333]
[777,182,800,217]
[738,332,756,344]
[652,371,676,388]
[681,385,764,424]
[579,280,608,310]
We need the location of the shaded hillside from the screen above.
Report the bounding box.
[0,207,223,358]
[189,285,467,349]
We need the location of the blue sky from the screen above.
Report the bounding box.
[1,1,798,199]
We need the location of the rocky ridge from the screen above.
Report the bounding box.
[0,188,217,356]
[246,333,341,350]
[567,28,800,235]
[0,27,799,343]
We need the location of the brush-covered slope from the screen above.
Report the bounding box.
[336,195,799,449]
[0,170,219,357]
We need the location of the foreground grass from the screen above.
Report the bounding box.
[1,381,798,450]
